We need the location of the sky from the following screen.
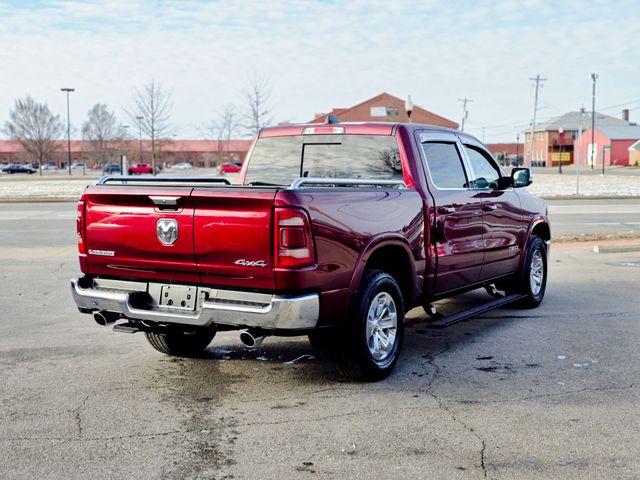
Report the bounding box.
[1,0,639,142]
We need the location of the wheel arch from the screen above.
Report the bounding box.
[348,236,417,311]
[520,216,551,270]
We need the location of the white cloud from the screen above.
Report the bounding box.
[1,0,638,142]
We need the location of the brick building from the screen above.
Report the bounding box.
[523,111,630,168]
[484,143,522,166]
[309,92,458,128]
[0,139,252,169]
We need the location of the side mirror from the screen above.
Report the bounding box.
[511,167,532,188]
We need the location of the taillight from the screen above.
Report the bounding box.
[274,208,315,268]
[76,196,86,255]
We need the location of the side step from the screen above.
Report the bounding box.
[425,293,527,329]
[113,322,143,334]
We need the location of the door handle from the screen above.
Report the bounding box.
[483,204,498,211]
[437,206,456,214]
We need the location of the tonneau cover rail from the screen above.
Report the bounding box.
[97,176,231,185]
[288,177,406,189]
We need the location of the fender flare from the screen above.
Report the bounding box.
[519,216,550,270]
[347,234,418,306]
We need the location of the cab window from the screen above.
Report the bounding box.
[464,145,501,189]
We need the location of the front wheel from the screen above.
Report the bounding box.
[338,270,405,381]
[145,326,216,357]
[517,236,548,308]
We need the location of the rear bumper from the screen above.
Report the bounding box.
[71,277,319,330]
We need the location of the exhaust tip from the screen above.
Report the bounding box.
[240,330,265,348]
[94,311,117,326]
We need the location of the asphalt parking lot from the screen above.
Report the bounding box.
[1,205,639,479]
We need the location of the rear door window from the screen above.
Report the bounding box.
[421,142,468,189]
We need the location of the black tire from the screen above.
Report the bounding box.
[145,326,216,357]
[338,269,405,381]
[515,236,548,308]
[308,328,338,351]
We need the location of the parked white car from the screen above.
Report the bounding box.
[171,162,193,170]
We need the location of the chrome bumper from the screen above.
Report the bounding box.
[70,278,319,330]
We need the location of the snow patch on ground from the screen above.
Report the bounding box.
[0,172,639,200]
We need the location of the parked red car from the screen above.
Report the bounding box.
[219,161,242,173]
[72,121,549,380]
[128,163,153,175]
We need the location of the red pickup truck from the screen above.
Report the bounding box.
[71,121,549,380]
[128,163,153,175]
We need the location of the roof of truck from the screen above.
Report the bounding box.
[259,122,463,138]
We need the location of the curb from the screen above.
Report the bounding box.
[0,197,80,203]
[593,244,640,254]
[540,195,640,200]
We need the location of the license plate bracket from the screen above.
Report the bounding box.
[159,284,198,311]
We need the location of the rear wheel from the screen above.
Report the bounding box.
[338,270,405,381]
[145,326,216,357]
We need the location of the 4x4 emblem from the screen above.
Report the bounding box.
[157,218,178,245]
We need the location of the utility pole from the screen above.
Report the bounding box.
[458,98,473,131]
[577,107,585,195]
[528,74,546,167]
[61,88,75,175]
[516,131,520,166]
[590,73,599,173]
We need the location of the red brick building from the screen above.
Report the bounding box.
[309,92,458,128]
[484,143,522,166]
[0,139,252,169]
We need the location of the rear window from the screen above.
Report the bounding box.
[244,134,402,186]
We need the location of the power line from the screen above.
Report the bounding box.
[598,97,640,112]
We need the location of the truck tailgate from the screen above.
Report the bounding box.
[83,186,201,284]
[192,188,276,290]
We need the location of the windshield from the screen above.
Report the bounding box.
[243,134,402,186]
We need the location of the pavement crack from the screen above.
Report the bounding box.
[476,383,635,403]
[429,387,490,479]
[480,440,487,478]
[243,405,426,427]
[72,394,92,439]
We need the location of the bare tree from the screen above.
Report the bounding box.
[202,105,241,167]
[127,80,172,174]
[4,96,64,175]
[81,103,120,167]
[243,76,272,136]
[217,105,241,164]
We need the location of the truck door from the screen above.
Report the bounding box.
[460,141,524,279]
[419,133,484,294]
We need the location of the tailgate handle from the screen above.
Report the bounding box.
[149,196,181,209]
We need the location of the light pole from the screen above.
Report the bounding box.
[405,96,413,121]
[61,88,74,175]
[590,73,597,171]
[516,132,520,166]
[577,107,585,195]
[136,116,144,164]
[558,127,564,174]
